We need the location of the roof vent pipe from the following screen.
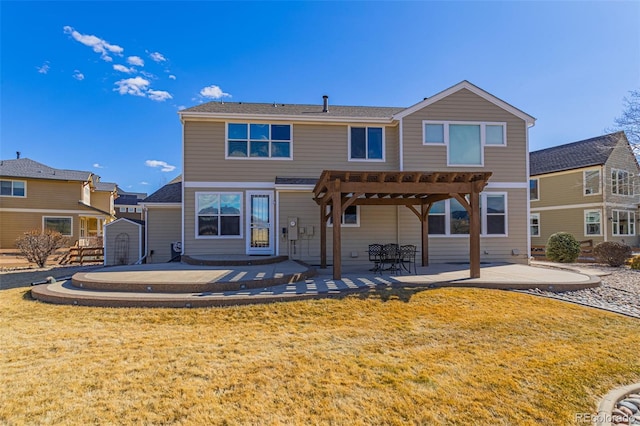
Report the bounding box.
[16,151,21,159]
[322,95,329,113]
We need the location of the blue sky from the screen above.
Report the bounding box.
[1,1,639,194]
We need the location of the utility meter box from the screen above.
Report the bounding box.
[287,217,299,240]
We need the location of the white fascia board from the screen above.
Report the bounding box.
[179,111,396,125]
[275,184,315,192]
[393,80,536,126]
[104,217,142,228]
[485,182,528,189]
[139,202,181,208]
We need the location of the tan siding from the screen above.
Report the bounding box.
[278,192,398,266]
[104,220,141,265]
[402,88,528,183]
[0,179,83,209]
[532,169,603,208]
[399,189,529,264]
[530,207,605,246]
[91,192,113,215]
[146,207,181,263]
[604,140,640,206]
[0,212,81,249]
[183,121,400,182]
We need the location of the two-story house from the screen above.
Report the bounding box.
[0,158,117,248]
[142,81,535,277]
[114,187,147,221]
[529,131,640,248]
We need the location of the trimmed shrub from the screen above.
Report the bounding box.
[593,241,632,267]
[546,232,581,263]
[628,255,640,270]
[15,229,68,268]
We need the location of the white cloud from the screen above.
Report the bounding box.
[177,105,186,111]
[63,25,123,62]
[147,90,173,102]
[73,70,85,80]
[127,56,144,66]
[114,76,150,97]
[200,85,231,99]
[113,64,135,73]
[145,160,176,172]
[93,163,104,168]
[169,74,176,80]
[140,71,156,79]
[37,62,50,74]
[139,181,149,186]
[149,51,166,62]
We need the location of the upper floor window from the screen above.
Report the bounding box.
[584,170,601,195]
[327,205,360,227]
[611,169,633,196]
[423,121,507,167]
[196,192,242,238]
[349,127,384,161]
[530,213,540,237]
[119,207,127,212]
[529,179,539,201]
[227,123,292,159]
[0,179,26,197]
[612,210,635,236]
[428,193,507,236]
[43,216,72,236]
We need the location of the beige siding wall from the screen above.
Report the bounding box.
[530,207,606,246]
[0,178,82,209]
[183,121,400,182]
[604,140,640,206]
[146,207,182,263]
[398,188,529,264]
[92,191,113,215]
[531,168,604,209]
[0,211,82,248]
[277,191,398,266]
[104,220,142,265]
[402,88,528,183]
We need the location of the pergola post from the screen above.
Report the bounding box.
[320,200,327,269]
[421,203,429,267]
[469,189,480,278]
[331,179,342,280]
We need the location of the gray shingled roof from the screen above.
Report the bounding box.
[142,182,182,203]
[95,182,117,192]
[0,158,93,181]
[275,177,318,185]
[530,132,627,176]
[181,101,404,118]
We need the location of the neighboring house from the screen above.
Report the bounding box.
[114,187,147,221]
[0,158,117,248]
[529,131,640,248]
[148,80,535,275]
[139,176,182,263]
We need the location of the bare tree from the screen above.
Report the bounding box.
[610,89,640,154]
[15,229,68,268]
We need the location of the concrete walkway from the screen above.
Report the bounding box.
[30,261,601,308]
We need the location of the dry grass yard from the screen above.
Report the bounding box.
[1,286,638,425]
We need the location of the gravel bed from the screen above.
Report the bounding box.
[519,264,640,319]
[0,265,101,290]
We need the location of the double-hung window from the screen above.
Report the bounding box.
[611,169,632,195]
[43,217,72,236]
[196,192,242,238]
[612,210,635,236]
[584,210,602,236]
[427,193,507,236]
[530,213,540,237]
[583,170,600,195]
[423,121,506,166]
[327,205,360,227]
[0,180,26,197]
[349,127,384,160]
[227,123,292,159]
[529,179,539,201]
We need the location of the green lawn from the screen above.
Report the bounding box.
[1,286,638,425]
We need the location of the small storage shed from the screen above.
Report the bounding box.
[103,218,144,266]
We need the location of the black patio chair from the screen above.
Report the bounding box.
[400,244,417,274]
[368,243,383,272]
[379,243,400,274]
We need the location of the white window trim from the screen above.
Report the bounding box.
[583,169,601,196]
[0,179,27,197]
[348,126,386,162]
[530,213,541,237]
[428,193,508,237]
[611,168,633,196]
[42,216,73,236]
[611,209,636,236]
[225,122,293,160]
[195,191,243,239]
[326,205,360,227]
[530,178,540,202]
[584,209,603,237]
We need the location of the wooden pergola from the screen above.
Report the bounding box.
[312,170,492,280]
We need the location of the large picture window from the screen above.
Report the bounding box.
[227,123,292,159]
[349,127,384,160]
[428,194,507,236]
[612,210,635,236]
[196,192,242,238]
[423,121,506,166]
[0,180,26,197]
[43,217,72,236]
[611,169,632,196]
